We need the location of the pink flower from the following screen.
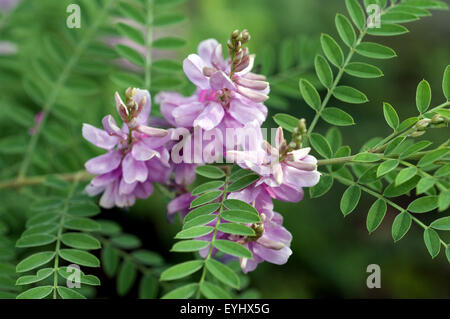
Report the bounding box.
[83,88,169,208]
[29,111,44,135]
[227,126,321,203]
[156,38,269,131]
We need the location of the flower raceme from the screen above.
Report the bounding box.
[83,88,169,208]
[82,32,321,273]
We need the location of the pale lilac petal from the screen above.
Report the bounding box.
[136,125,167,137]
[172,102,204,127]
[122,153,148,183]
[134,89,151,125]
[119,178,137,195]
[167,193,194,215]
[193,102,224,130]
[82,124,119,150]
[85,183,104,196]
[274,127,284,149]
[237,86,268,103]
[210,70,235,90]
[132,140,159,161]
[91,168,121,187]
[197,39,219,64]
[134,181,154,199]
[229,99,266,125]
[235,54,255,76]
[102,115,126,139]
[288,147,311,161]
[264,183,304,203]
[254,244,292,265]
[85,150,122,175]
[99,183,117,209]
[282,165,321,188]
[175,164,197,185]
[115,92,129,121]
[183,54,209,89]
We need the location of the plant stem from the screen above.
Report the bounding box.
[52,172,82,298]
[0,170,91,190]
[328,173,448,249]
[144,0,154,90]
[16,0,116,181]
[196,166,231,298]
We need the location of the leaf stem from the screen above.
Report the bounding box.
[16,0,116,181]
[0,170,91,190]
[196,166,231,299]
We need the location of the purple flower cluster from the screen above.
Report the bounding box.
[83,32,320,273]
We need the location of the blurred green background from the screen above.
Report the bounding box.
[0,0,449,298]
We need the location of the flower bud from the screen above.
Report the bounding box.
[431,114,444,124]
[415,118,431,130]
[410,130,426,138]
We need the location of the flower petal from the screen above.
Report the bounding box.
[82,124,119,150]
[183,54,209,89]
[122,152,148,183]
[132,140,159,161]
[193,102,224,130]
[134,89,151,125]
[85,150,122,175]
[172,101,204,128]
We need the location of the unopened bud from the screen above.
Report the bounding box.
[125,87,136,99]
[431,114,444,124]
[202,66,215,77]
[241,29,250,43]
[415,118,431,130]
[231,29,240,39]
[410,130,426,138]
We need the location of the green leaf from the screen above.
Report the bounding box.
[398,117,419,132]
[152,37,186,49]
[366,199,387,233]
[384,136,406,155]
[395,167,417,186]
[423,228,441,258]
[227,174,260,192]
[377,159,399,177]
[67,202,100,217]
[383,102,399,129]
[223,199,258,215]
[416,177,435,195]
[161,283,198,299]
[101,245,119,277]
[184,203,220,222]
[340,185,361,216]
[192,181,224,195]
[384,176,421,197]
[416,79,432,113]
[438,190,450,212]
[153,13,185,26]
[332,145,352,171]
[214,240,252,258]
[16,251,55,273]
[399,140,432,159]
[190,191,222,208]
[61,233,101,250]
[381,12,419,23]
[116,22,144,45]
[273,113,299,132]
[205,259,240,289]
[335,14,356,47]
[57,287,86,299]
[418,148,450,167]
[160,260,204,281]
[355,42,396,59]
[320,33,344,67]
[16,286,53,299]
[57,267,101,286]
[139,275,158,299]
[443,65,450,100]
[183,215,217,230]
[64,217,100,232]
[321,107,355,126]
[345,62,383,78]
[434,163,450,177]
[314,55,333,88]
[326,127,342,153]
[117,260,137,296]
[59,249,100,267]
[115,44,144,67]
[310,133,332,158]
[392,212,412,242]
[117,2,145,24]
[195,165,225,179]
[171,240,209,252]
[430,216,450,231]
[111,234,141,249]
[346,0,366,30]
[16,268,54,286]
[333,86,368,104]
[175,226,214,239]
[222,210,260,224]
[200,281,231,299]
[299,79,321,111]
[132,250,164,266]
[218,223,255,236]
[16,234,56,248]
[309,175,334,198]
[407,196,439,213]
[353,152,381,162]
[366,23,409,36]
[153,59,182,73]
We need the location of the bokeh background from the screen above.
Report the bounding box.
[0,0,449,298]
